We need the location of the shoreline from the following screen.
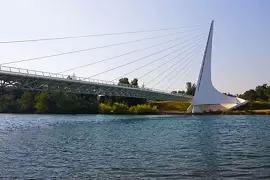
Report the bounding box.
[1,110,269,116]
[162,110,270,115]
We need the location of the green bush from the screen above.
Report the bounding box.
[251,102,270,109]
[236,101,270,110]
[99,103,113,113]
[130,104,158,114]
[149,101,191,112]
[35,92,50,113]
[98,102,159,114]
[129,106,136,113]
[111,102,129,114]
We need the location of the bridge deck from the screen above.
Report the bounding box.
[0,66,193,101]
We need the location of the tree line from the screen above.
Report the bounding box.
[118,77,197,96]
[0,89,98,114]
[99,102,158,114]
[170,83,270,102]
[239,84,270,102]
[118,77,138,87]
[171,82,196,96]
[0,76,268,114]
[0,78,197,114]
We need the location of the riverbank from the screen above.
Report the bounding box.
[1,109,269,115]
[161,110,270,115]
[0,88,269,115]
[98,101,270,115]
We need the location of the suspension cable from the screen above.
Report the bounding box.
[161,47,202,90]
[111,31,206,81]
[138,35,205,81]
[165,46,204,91]
[165,60,195,92]
[89,33,205,78]
[0,25,206,44]
[151,43,205,89]
[0,28,206,66]
[58,30,205,73]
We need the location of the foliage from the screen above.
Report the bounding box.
[98,102,158,114]
[239,84,270,102]
[186,82,196,96]
[0,89,98,114]
[99,103,113,113]
[111,102,129,114]
[17,91,36,113]
[0,93,17,113]
[235,101,270,110]
[118,77,139,88]
[170,82,196,96]
[150,101,191,112]
[129,104,158,114]
[118,77,130,85]
[223,93,236,97]
[100,101,191,114]
[99,96,146,106]
[1,83,269,114]
[131,78,138,87]
[178,90,185,94]
[35,92,50,113]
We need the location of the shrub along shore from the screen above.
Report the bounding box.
[99,102,158,114]
[0,88,270,115]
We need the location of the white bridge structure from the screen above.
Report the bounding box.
[0,65,192,101]
[0,20,247,113]
[190,21,247,113]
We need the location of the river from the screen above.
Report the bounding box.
[0,114,270,179]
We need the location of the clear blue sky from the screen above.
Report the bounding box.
[0,0,269,94]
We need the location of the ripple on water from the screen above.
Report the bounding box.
[0,114,270,179]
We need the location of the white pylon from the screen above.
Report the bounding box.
[191,21,247,113]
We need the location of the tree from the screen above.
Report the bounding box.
[118,77,130,85]
[67,73,76,80]
[131,78,138,87]
[239,84,270,102]
[112,102,129,114]
[35,92,50,113]
[267,85,270,101]
[170,82,195,95]
[240,89,257,101]
[178,90,185,94]
[223,93,235,97]
[255,84,268,101]
[17,91,35,113]
[0,93,18,113]
[0,89,98,114]
[186,82,196,96]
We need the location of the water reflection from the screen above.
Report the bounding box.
[0,115,270,179]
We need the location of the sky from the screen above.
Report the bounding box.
[0,0,269,94]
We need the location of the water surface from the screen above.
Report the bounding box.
[0,114,270,179]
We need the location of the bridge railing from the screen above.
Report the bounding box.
[0,65,118,85]
[0,66,153,90]
[0,65,191,97]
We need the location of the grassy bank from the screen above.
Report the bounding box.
[149,101,191,113]
[235,101,270,111]
[149,101,270,115]
[100,101,270,115]
[99,102,158,115]
[223,110,270,115]
[98,101,191,115]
